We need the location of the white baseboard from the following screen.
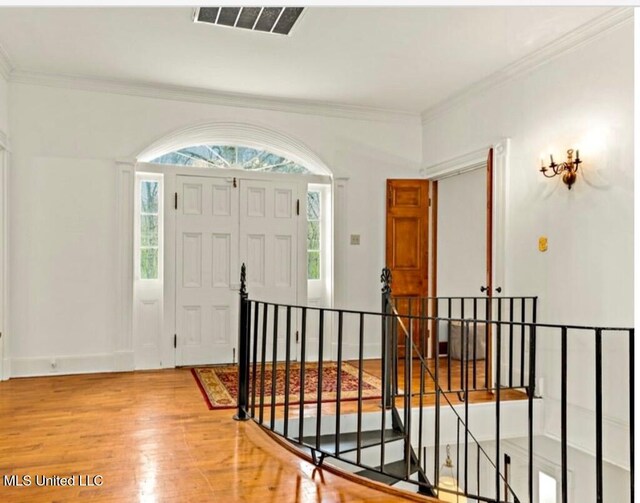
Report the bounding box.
[9,353,123,378]
[336,342,381,361]
[113,351,135,371]
[2,357,10,380]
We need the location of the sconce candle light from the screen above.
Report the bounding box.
[540,149,582,189]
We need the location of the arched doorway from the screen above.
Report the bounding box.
[132,123,332,369]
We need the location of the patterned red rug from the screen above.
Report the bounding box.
[191,362,383,410]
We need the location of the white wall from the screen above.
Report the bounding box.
[422,21,634,467]
[0,75,9,136]
[0,73,8,379]
[7,82,421,375]
[437,167,486,297]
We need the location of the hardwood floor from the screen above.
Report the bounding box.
[0,370,426,502]
[274,357,527,419]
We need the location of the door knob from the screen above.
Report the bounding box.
[480,286,488,293]
[495,287,502,293]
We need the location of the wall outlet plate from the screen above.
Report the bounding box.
[350,234,360,245]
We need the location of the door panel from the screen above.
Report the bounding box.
[240,179,301,362]
[386,179,430,356]
[176,175,238,365]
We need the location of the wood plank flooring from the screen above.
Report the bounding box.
[0,370,424,502]
[274,357,526,419]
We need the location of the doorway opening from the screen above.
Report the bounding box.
[133,140,333,368]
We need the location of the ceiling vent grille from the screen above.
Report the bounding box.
[194,7,304,36]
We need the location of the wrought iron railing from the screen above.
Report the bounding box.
[391,294,538,393]
[233,265,634,503]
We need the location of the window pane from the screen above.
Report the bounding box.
[307,221,320,250]
[141,215,159,246]
[307,191,320,220]
[141,181,159,213]
[141,248,158,280]
[308,251,320,280]
[151,145,312,174]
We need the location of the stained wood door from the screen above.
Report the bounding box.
[385,179,430,356]
[485,148,494,385]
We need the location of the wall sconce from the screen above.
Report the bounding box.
[540,149,582,189]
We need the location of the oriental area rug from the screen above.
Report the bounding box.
[191,362,383,410]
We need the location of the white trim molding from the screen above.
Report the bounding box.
[0,42,13,81]
[136,121,334,176]
[115,161,135,371]
[10,69,419,125]
[421,145,488,180]
[422,138,510,333]
[10,353,123,378]
[0,129,10,152]
[421,7,633,125]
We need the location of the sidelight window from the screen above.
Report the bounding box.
[307,190,321,280]
[137,176,163,281]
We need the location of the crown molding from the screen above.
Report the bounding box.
[10,69,419,125]
[421,6,633,125]
[422,145,488,179]
[0,42,13,81]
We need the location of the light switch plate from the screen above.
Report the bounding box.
[350,234,360,245]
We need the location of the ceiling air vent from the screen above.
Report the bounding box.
[194,7,304,36]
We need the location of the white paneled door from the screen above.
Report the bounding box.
[175,174,304,366]
[176,175,239,365]
[240,179,302,362]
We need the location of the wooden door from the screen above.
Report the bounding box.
[429,148,495,382]
[385,179,430,356]
[485,148,494,386]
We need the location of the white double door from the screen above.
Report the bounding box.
[175,174,304,365]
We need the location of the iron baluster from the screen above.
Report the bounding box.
[561,326,568,503]
[356,313,364,466]
[283,306,292,438]
[595,328,603,503]
[315,309,325,451]
[270,305,279,430]
[234,263,250,421]
[334,311,344,456]
[251,301,260,418]
[298,307,307,443]
[259,303,268,425]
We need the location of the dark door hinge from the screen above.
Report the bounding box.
[295,331,299,344]
[174,192,178,210]
[173,334,177,348]
[233,177,237,188]
[296,199,300,216]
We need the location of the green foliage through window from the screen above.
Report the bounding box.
[151,145,311,175]
[140,180,160,280]
[307,191,321,280]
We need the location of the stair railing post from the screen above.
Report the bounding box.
[381,267,394,409]
[234,263,251,421]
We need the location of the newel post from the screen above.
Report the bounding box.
[234,263,251,421]
[381,267,394,409]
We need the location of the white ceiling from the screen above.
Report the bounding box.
[0,6,612,114]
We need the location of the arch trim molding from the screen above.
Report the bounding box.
[136,121,332,176]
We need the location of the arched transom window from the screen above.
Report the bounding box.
[151,145,312,174]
